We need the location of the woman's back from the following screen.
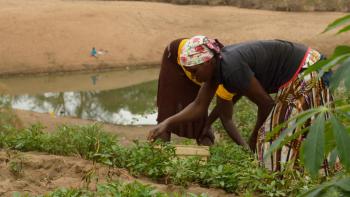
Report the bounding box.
[218,40,308,93]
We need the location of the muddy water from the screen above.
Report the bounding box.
[0,68,160,125]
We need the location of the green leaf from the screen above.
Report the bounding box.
[302,54,349,77]
[323,14,350,33]
[303,113,325,178]
[324,122,336,154]
[12,192,21,197]
[330,57,350,92]
[337,24,350,34]
[302,59,328,76]
[330,115,350,169]
[302,177,350,197]
[335,104,350,114]
[334,177,350,191]
[331,45,350,57]
[264,108,325,159]
[300,183,329,197]
[266,107,324,140]
[329,149,338,168]
[101,158,113,166]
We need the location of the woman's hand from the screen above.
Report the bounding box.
[147,121,169,142]
[148,80,218,142]
[197,125,215,146]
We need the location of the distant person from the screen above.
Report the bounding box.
[149,35,332,171]
[91,47,97,57]
[155,37,247,147]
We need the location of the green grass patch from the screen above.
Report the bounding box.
[1,123,314,196]
[14,180,208,197]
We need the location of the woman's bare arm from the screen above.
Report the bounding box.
[243,76,275,151]
[148,79,218,140]
[216,96,248,147]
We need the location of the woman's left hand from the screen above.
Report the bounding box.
[147,121,169,142]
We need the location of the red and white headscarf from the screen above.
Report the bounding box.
[179,35,221,67]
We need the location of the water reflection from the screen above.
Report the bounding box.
[0,67,160,95]
[1,80,158,125]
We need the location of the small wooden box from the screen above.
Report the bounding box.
[174,145,210,161]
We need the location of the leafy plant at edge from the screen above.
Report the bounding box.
[264,14,350,196]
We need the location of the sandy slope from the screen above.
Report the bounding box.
[0,0,348,76]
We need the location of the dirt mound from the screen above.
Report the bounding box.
[0,150,231,196]
[0,150,124,196]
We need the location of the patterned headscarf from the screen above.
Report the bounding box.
[179,35,221,67]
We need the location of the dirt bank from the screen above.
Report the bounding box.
[0,0,348,76]
[119,0,350,12]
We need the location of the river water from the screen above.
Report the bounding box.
[0,68,160,125]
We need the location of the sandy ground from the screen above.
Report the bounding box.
[0,0,349,76]
[1,0,350,195]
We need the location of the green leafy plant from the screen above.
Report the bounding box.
[263,14,350,197]
[166,156,202,186]
[300,175,350,197]
[41,180,206,197]
[0,98,22,130]
[0,124,311,196]
[124,141,175,179]
[7,150,26,178]
[266,14,350,176]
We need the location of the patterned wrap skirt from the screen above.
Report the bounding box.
[256,48,333,172]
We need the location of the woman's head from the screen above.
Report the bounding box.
[179,35,221,82]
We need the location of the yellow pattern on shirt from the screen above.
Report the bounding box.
[177,39,235,101]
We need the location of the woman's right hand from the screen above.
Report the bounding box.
[198,126,215,146]
[147,121,169,142]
